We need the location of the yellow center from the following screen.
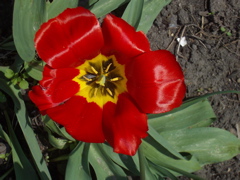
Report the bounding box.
[72,54,127,108]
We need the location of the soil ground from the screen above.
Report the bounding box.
[147,0,240,179]
[1,0,240,179]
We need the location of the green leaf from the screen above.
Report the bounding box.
[13,0,46,62]
[142,139,202,175]
[89,0,99,6]
[65,142,91,180]
[148,162,177,180]
[19,79,29,89]
[43,116,75,141]
[161,127,240,166]
[2,113,39,180]
[4,69,14,79]
[11,78,18,85]
[184,90,240,104]
[0,78,20,111]
[90,0,130,17]
[148,99,216,133]
[89,143,127,180]
[138,146,158,180]
[46,0,79,20]
[122,0,144,28]
[45,128,68,149]
[146,125,184,159]
[10,87,51,180]
[137,0,172,33]
[101,143,140,175]
[24,61,44,81]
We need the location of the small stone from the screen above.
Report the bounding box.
[237,78,240,83]
[192,44,198,50]
[0,142,7,154]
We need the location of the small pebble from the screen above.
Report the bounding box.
[237,78,240,83]
[0,142,7,154]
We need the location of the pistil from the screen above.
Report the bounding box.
[96,75,106,87]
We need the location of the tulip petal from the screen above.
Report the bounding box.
[29,65,79,112]
[103,93,148,155]
[101,14,150,64]
[46,96,105,143]
[35,7,104,68]
[126,50,186,114]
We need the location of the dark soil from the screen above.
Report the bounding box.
[147,0,240,179]
[1,0,240,179]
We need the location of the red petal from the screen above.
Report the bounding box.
[103,93,148,156]
[29,66,79,112]
[46,96,105,143]
[101,14,150,64]
[35,7,103,68]
[126,50,186,114]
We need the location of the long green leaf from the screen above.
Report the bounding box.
[10,87,51,180]
[161,127,240,166]
[101,143,140,175]
[45,128,69,149]
[3,112,38,180]
[141,140,202,175]
[24,61,44,81]
[147,125,184,159]
[149,90,240,120]
[46,0,79,20]
[137,0,172,33]
[65,142,91,180]
[148,161,177,180]
[122,0,144,28]
[0,78,20,111]
[89,0,99,6]
[148,99,216,133]
[13,0,46,62]
[89,143,127,179]
[138,146,158,180]
[90,0,130,17]
[42,116,75,141]
[184,90,240,104]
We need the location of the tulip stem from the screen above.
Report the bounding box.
[138,145,146,180]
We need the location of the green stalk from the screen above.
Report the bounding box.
[0,167,14,180]
[138,145,146,180]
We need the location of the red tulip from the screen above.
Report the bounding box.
[29,7,186,156]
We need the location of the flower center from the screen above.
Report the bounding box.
[73,54,127,108]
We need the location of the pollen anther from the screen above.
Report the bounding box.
[82,75,92,81]
[105,63,112,73]
[110,77,120,82]
[90,66,98,74]
[106,88,113,96]
[94,88,98,97]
